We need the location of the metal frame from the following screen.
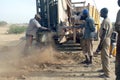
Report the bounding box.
[36,0,58,31]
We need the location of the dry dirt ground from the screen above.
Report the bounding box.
[0,25,116,80]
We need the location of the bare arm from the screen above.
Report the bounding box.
[34,20,48,30]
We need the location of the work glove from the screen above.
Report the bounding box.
[43,28,51,32]
[46,28,51,32]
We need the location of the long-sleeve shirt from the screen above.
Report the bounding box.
[83,17,95,39]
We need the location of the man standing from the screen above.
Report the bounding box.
[80,9,95,65]
[115,0,120,80]
[24,14,48,55]
[98,8,113,78]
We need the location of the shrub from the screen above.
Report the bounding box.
[0,21,7,26]
[8,24,27,34]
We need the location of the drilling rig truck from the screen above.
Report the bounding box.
[36,0,100,52]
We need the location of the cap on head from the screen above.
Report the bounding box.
[82,9,89,15]
[100,8,108,14]
[35,14,41,19]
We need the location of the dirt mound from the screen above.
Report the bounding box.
[0,44,60,77]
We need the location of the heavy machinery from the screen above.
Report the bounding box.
[36,0,100,52]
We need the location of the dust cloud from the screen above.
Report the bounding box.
[0,33,62,78]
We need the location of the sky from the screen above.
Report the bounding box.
[0,0,36,23]
[0,0,119,23]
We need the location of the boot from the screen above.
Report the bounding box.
[89,56,93,64]
[81,55,89,64]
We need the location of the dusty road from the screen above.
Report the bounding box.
[0,26,116,80]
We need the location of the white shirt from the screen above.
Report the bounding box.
[26,18,46,37]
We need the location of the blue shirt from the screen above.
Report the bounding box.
[83,17,95,39]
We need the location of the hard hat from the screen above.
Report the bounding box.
[35,14,41,19]
[82,9,89,15]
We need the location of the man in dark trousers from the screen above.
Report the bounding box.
[115,0,120,80]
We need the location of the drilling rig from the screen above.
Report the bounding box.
[36,0,100,52]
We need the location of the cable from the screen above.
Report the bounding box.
[92,0,98,10]
[65,0,74,9]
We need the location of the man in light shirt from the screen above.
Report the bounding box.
[98,8,113,78]
[24,14,48,55]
